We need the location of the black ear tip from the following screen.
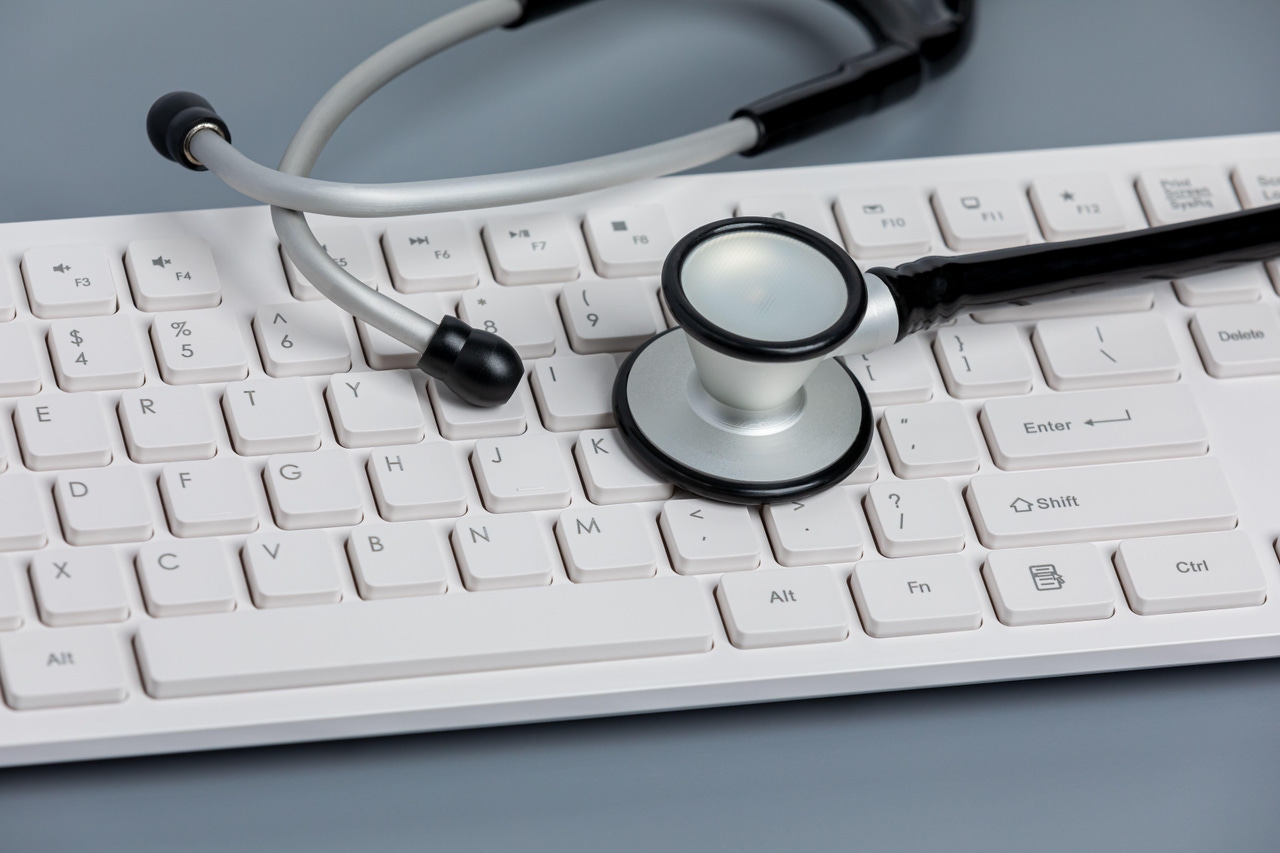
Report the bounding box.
[417,316,525,407]
[147,91,230,171]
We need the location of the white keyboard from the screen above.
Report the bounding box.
[2,132,1280,766]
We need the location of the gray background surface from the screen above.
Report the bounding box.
[2,0,1280,849]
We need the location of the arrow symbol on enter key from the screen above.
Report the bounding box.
[1084,409,1131,426]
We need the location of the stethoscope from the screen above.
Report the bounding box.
[147,0,1280,504]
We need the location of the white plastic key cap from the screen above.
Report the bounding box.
[851,555,984,638]
[472,435,574,512]
[282,225,388,300]
[1028,173,1128,240]
[0,324,43,397]
[880,402,982,479]
[1117,531,1266,615]
[483,213,581,285]
[0,627,129,710]
[254,302,352,377]
[151,307,250,384]
[560,280,660,354]
[574,428,674,505]
[356,292,445,369]
[48,317,146,392]
[983,544,1116,626]
[837,336,935,405]
[555,504,658,582]
[762,489,863,567]
[865,480,967,558]
[717,565,851,649]
[458,288,559,358]
[21,244,117,318]
[325,371,426,448]
[1190,304,1280,377]
[0,475,48,551]
[966,457,1237,549]
[222,378,323,455]
[583,205,676,277]
[382,218,481,292]
[452,513,555,591]
[125,237,222,311]
[840,442,880,486]
[933,324,1035,398]
[119,386,218,463]
[1172,264,1268,307]
[834,187,933,257]
[1232,160,1280,208]
[54,468,153,546]
[14,395,112,470]
[1137,166,1240,225]
[0,266,15,321]
[135,539,237,617]
[135,576,714,699]
[659,499,761,575]
[0,561,22,630]
[531,354,617,431]
[735,195,840,239]
[264,450,365,530]
[932,181,1033,250]
[367,443,469,521]
[242,531,345,608]
[428,378,527,440]
[30,548,130,626]
[159,458,260,538]
[1032,314,1180,390]
[969,284,1155,324]
[980,384,1209,471]
[347,522,450,600]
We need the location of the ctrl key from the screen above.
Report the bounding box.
[0,627,129,710]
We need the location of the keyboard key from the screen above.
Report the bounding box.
[1137,166,1240,225]
[1116,531,1266,615]
[531,354,617,431]
[136,539,237,617]
[347,522,451,600]
[1190,304,1280,377]
[325,370,426,447]
[0,266,15,322]
[969,284,1154,323]
[22,244,118,318]
[980,384,1209,471]
[1232,160,1280,208]
[367,443,469,521]
[355,292,445,369]
[933,324,1035,398]
[762,489,863,566]
[0,561,22,630]
[282,225,388,300]
[717,565,850,649]
[254,302,351,377]
[560,279,660,353]
[159,458,260,538]
[264,450,365,530]
[583,205,676,277]
[840,442,880,486]
[0,323,44,397]
[242,531,345,607]
[1173,264,1268,307]
[458,288,559,358]
[0,627,129,710]
[834,187,933,257]
[483,213,581,285]
[1032,314,1180,390]
[151,307,250,384]
[851,555,984,638]
[983,544,1116,626]
[223,378,323,455]
[125,237,222,311]
[54,468,153,546]
[837,335,935,405]
[659,499,761,575]
[136,576,714,698]
[48,317,146,392]
[865,479,967,557]
[735,195,840,239]
[880,402,981,478]
[382,218,480,292]
[472,435,574,512]
[0,475,48,551]
[452,513,555,590]
[14,395,112,471]
[1028,173,1128,240]
[573,428,674,505]
[118,386,218,463]
[966,457,1237,549]
[555,504,658,582]
[932,181,1033,250]
[30,548,130,626]
[428,378,527,440]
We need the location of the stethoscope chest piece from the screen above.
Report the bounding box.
[613,217,874,504]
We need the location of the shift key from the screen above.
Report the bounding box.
[966,457,1236,549]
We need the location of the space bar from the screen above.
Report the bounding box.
[135,577,716,699]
